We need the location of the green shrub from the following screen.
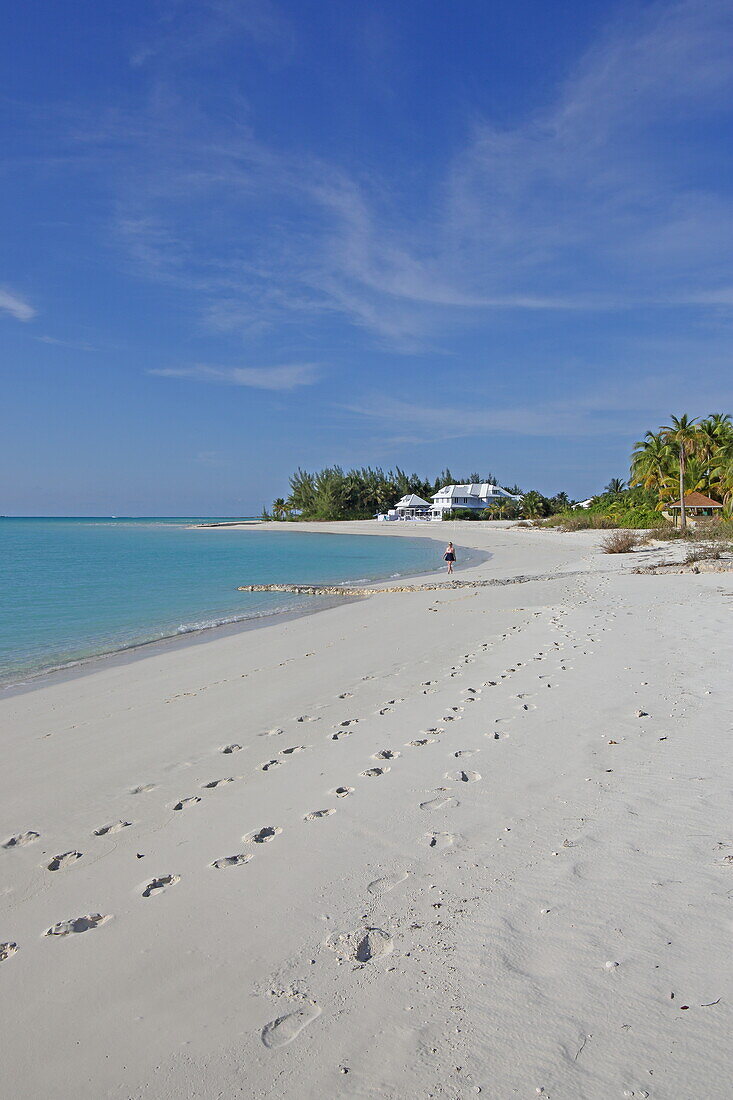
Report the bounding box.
[542,506,662,531]
[443,509,482,521]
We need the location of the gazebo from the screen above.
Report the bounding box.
[667,492,723,525]
[394,494,432,519]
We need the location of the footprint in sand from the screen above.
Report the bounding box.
[94,820,132,835]
[281,745,305,755]
[244,826,282,844]
[304,809,335,820]
[202,778,234,789]
[328,926,394,963]
[1,942,18,962]
[211,854,251,869]
[337,692,353,699]
[130,783,157,795]
[331,786,354,798]
[445,769,481,783]
[367,871,408,895]
[261,998,322,1049]
[221,744,242,754]
[3,831,40,849]
[261,760,282,771]
[331,730,352,740]
[172,797,200,811]
[263,728,284,737]
[453,749,477,757]
[420,795,458,810]
[47,851,82,872]
[142,874,180,897]
[361,767,390,777]
[373,749,400,760]
[335,719,359,729]
[423,832,459,849]
[407,738,436,747]
[296,715,320,723]
[45,914,111,936]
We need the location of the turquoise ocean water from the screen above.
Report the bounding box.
[0,518,451,686]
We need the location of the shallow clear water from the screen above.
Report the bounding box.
[0,518,449,685]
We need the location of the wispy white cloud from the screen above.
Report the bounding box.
[149,363,320,390]
[45,0,733,350]
[340,394,614,440]
[195,450,229,467]
[129,0,294,69]
[341,369,729,441]
[34,335,98,350]
[0,288,35,322]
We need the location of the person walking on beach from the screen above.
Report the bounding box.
[444,541,456,574]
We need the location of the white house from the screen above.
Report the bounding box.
[430,483,521,519]
[376,493,433,521]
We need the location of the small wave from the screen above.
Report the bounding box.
[175,613,247,634]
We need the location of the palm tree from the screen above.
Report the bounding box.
[549,491,571,513]
[272,498,288,520]
[698,414,733,495]
[630,431,674,505]
[520,490,548,519]
[604,478,626,495]
[660,415,699,531]
[711,434,733,509]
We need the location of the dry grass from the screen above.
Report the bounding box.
[641,525,684,542]
[559,514,618,532]
[644,518,733,543]
[601,530,641,554]
[684,542,733,564]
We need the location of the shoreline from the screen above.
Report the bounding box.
[1,525,488,698]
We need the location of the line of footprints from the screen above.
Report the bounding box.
[1,620,568,965]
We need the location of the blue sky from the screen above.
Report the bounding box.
[2,0,733,514]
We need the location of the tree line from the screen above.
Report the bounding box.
[266,412,732,527]
[267,465,561,521]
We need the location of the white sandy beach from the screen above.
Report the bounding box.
[1,521,731,1099]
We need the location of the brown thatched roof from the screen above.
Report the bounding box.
[668,492,723,509]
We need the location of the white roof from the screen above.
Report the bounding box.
[432,483,515,500]
[395,494,431,508]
